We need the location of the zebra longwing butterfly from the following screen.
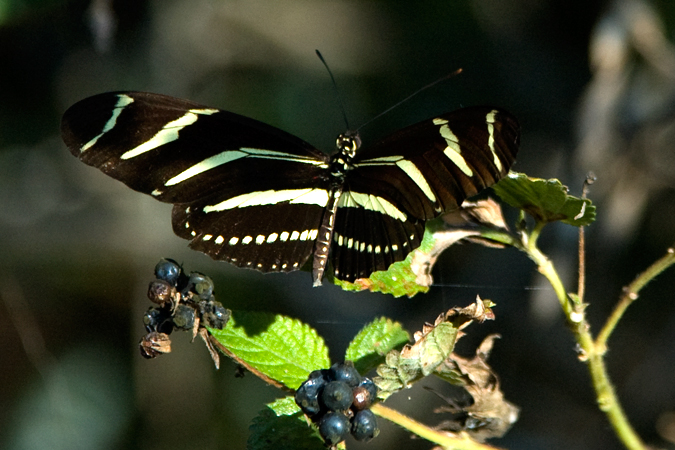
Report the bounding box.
[61,91,519,286]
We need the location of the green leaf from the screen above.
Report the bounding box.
[248,406,323,450]
[333,221,440,297]
[374,315,460,400]
[492,172,596,226]
[345,318,410,374]
[208,311,330,390]
[267,396,301,416]
[373,299,494,400]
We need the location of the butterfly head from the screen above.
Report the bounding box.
[336,131,361,159]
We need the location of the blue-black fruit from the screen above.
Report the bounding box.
[172,304,196,330]
[351,409,379,442]
[330,362,362,387]
[321,380,353,411]
[188,272,214,300]
[318,412,349,445]
[295,370,329,416]
[154,259,181,285]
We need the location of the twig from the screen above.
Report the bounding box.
[596,246,675,353]
[577,173,596,302]
[371,403,502,450]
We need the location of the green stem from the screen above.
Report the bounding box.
[371,403,502,450]
[523,228,647,450]
[596,247,675,352]
[520,223,574,317]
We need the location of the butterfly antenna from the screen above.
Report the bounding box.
[356,68,463,132]
[316,50,351,131]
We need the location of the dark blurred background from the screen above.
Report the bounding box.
[2,0,675,449]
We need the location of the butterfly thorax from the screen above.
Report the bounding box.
[329,131,361,177]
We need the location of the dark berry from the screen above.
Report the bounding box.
[199,300,230,329]
[172,304,196,330]
[318,412,349,445]
[154,259,181,285]
[352,378,378,410]
[188,272,214,300]
[147,279,176,307]
[295,371,329,416]
[143,307,163,331]
[351,409,379,442]
[142,307,173,334]
[321,380,353,411]
[330,362,362,387]
[352,386,370,411]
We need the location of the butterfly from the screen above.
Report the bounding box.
[61,91,519,286]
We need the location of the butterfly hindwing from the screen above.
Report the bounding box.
[331,197,424,281]
[173,199,325,273]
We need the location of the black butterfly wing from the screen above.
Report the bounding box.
[331,106,519,282]
[171,190,329,273]
[61,91,331,273]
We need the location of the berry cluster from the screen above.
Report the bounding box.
[295,362,379,445]
[140,258,230,359]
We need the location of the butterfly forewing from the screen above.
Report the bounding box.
[62,91,331,275]
[351,107,518,219]
[61,92,329,204]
